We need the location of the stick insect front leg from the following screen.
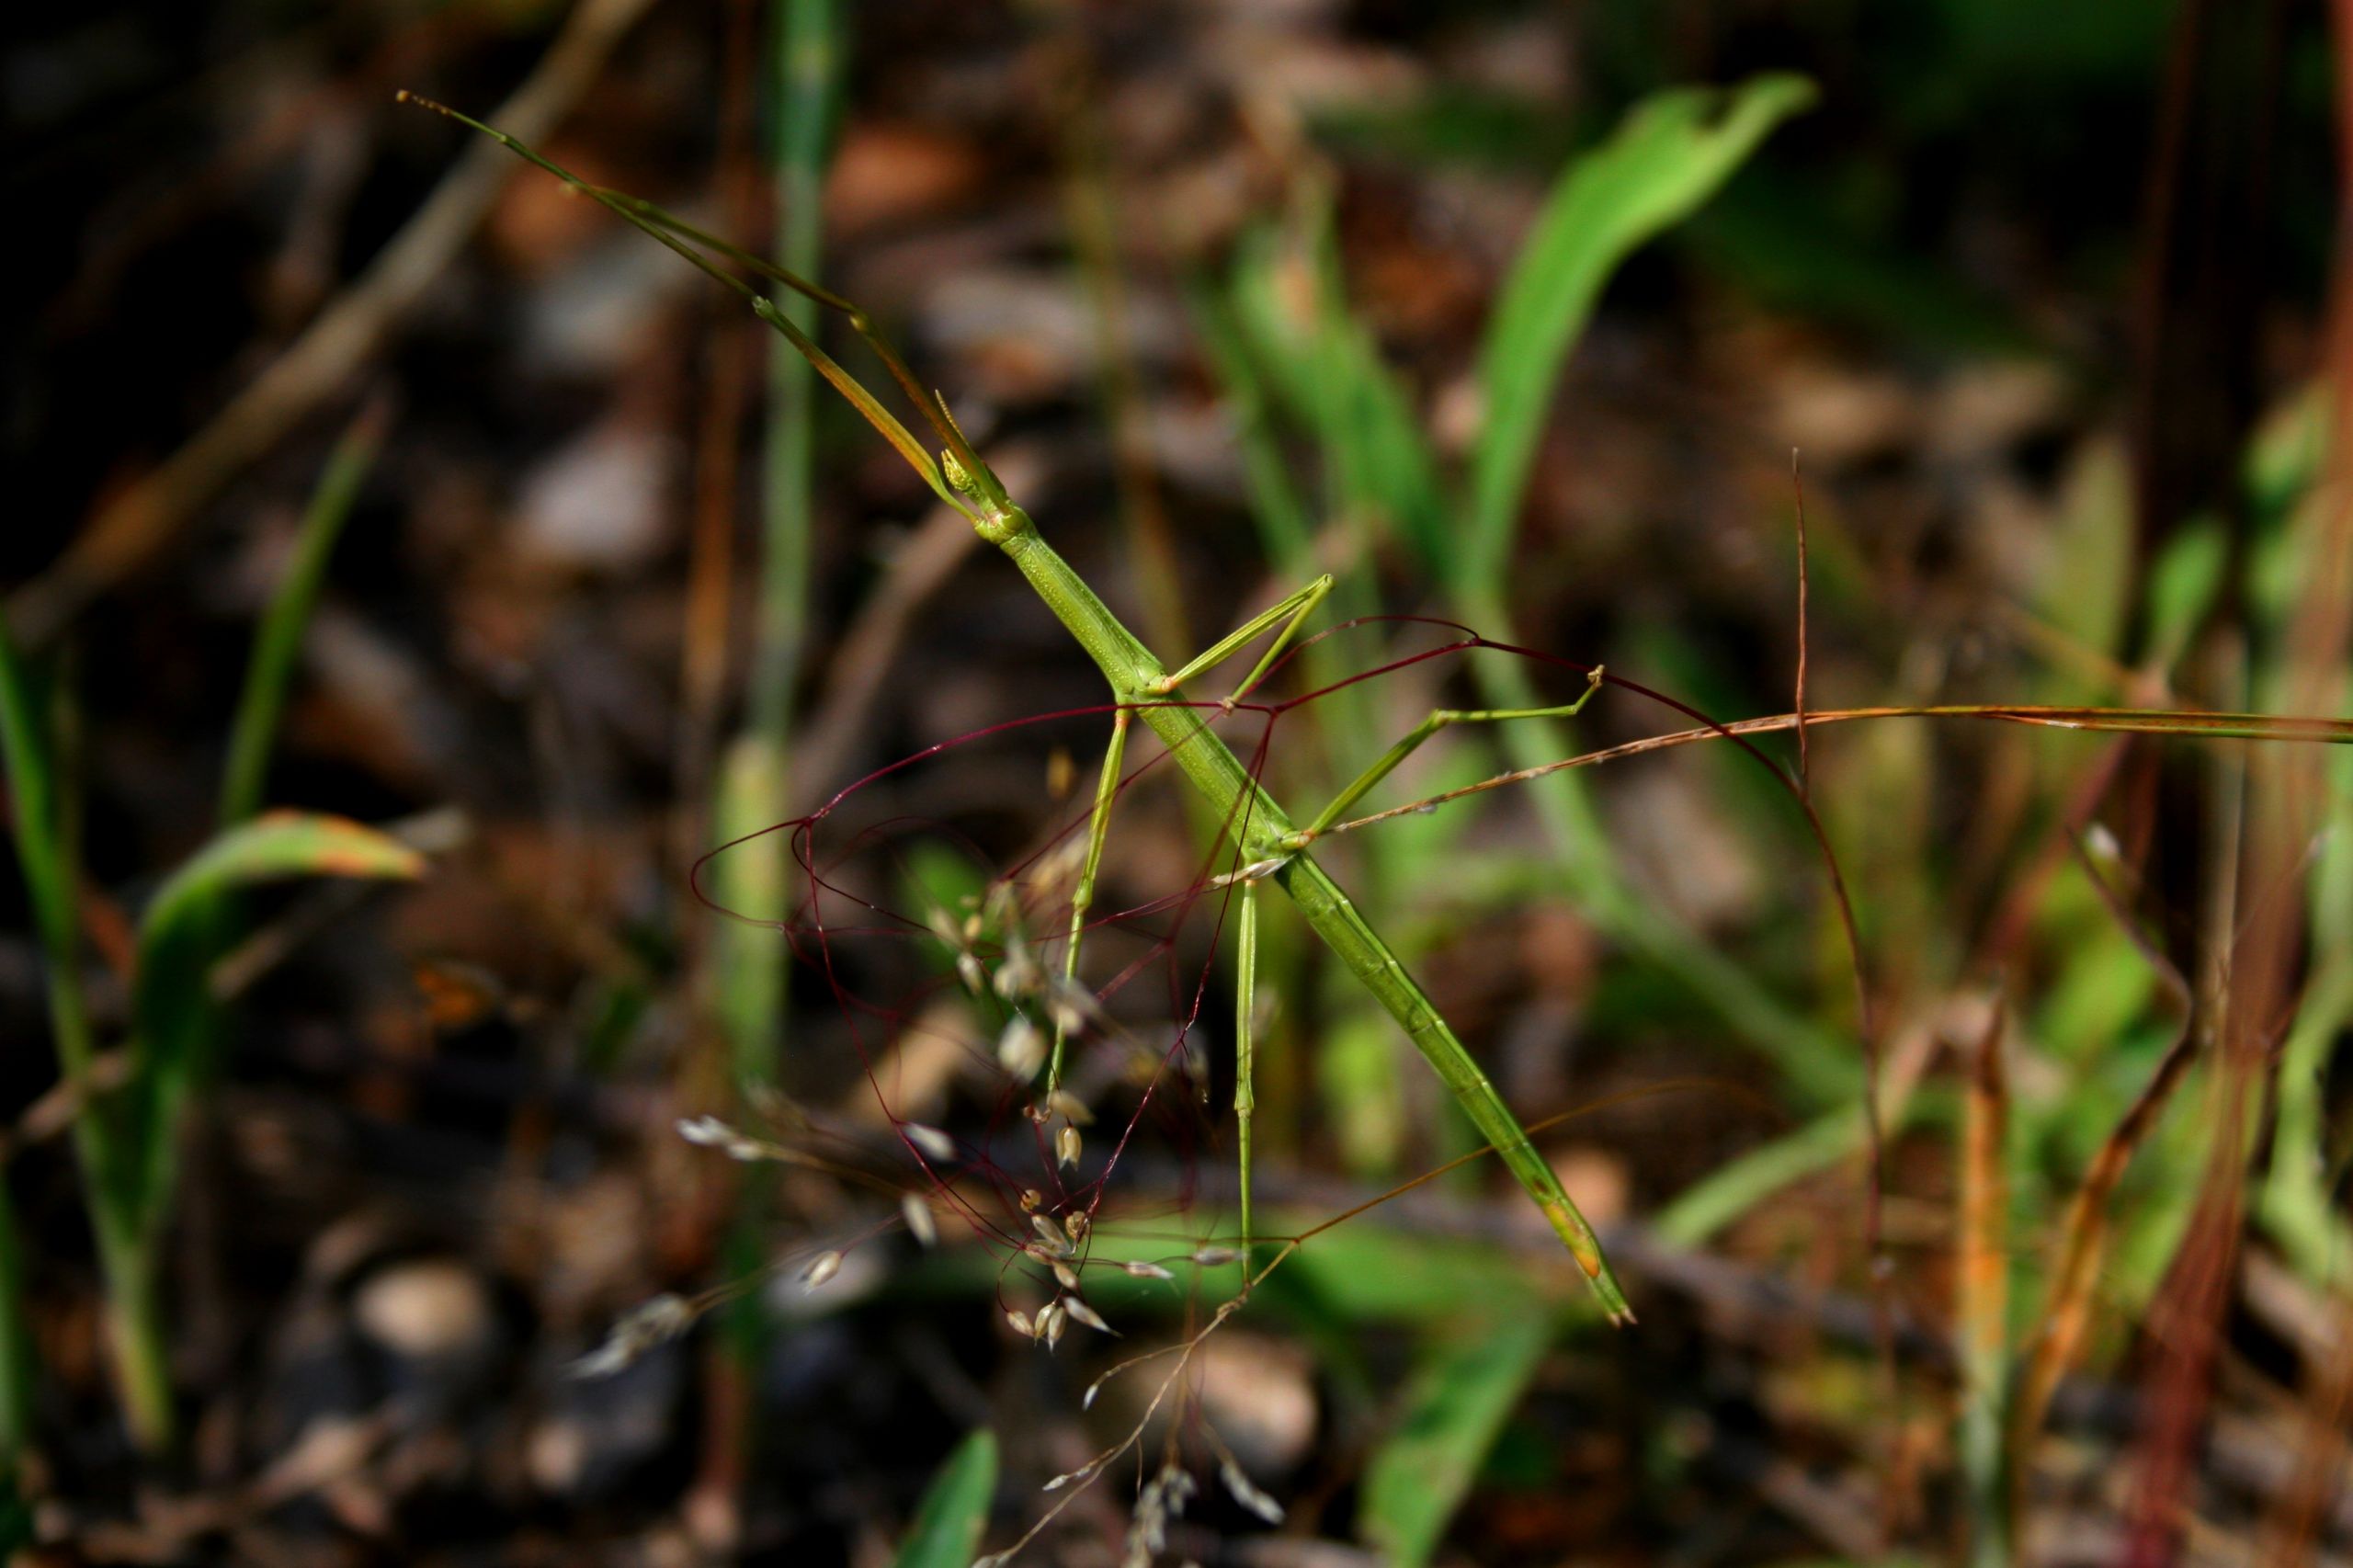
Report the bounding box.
[1148,574,1334,707]
[1281,665,1608,849]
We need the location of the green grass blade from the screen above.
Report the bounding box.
[1225,212,1448,572]
[0,1184,36,1476]
[0,619,165,1445]
[1465,74,1814,589]
[892,1427,997,1568]
[0,624,87,1075]
[129,812,423,1214]
[1358,1305,1552,1568]
[219,401,386,828]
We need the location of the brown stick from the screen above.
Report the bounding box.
[7,0,659,645]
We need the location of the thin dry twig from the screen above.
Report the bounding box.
[8,0,658,644]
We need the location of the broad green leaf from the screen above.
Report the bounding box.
[892,1427,996,1568]
[1466,74,1815,589]
[1359,1306,1552,1567]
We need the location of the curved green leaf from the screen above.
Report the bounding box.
[892,1427,996,1568]
[129,812,424,1214]
[139,811,423,959]
[1465,73,1815,589]
[1359,1306,1552,1567]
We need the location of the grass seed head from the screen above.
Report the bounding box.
[1122,1260,1173,1281]
[801,1250,844,1291]
[1046,1090,1094,1126]
[1005,1307,1033,1337]
[1063,1296,1114,1335]
[1057,1124,1082,1169]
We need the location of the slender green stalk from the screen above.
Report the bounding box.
[1234,879,1259,1253]
[220,402,384,828]
[710,0,838,1095]
[0,621,173,1449]
[0,1172,35,1480]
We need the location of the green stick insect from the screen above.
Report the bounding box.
[403,94,1633,1323]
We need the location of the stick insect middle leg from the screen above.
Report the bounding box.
[1282,666,1608,848]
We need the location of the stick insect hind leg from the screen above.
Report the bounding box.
[1280,665,1608,849]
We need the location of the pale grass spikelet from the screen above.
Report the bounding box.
[1051,1260,1080,1291]
[2085,820,2121,861]
[1017,1187,1043,1213]
[1121,1259,1174,1281]
[1122,1462,1197,1568]
[1063,1295,1114,1335]
[1029,1214,1073,1256]
[901,1193,938,1249]
[1005,1307,1033,1338]
[1062,1210,1089,1244]
[1040,1301,1066,1348]
[957,951,987,993]
[996,1015,1046,1081]
[992,941,1042,1001]
[1219,1459,1285,1525]
[801,1250,844,1292]
[1046,1090,1094,1127]
[903,1122,957,1163]
[674,1114,779,1162]
[568,1291,695,1378]
[1044,982,1090,1040]
[1190,1244,1240,1267]
[675,1114,731,1146]
[1057,1124,1082,1169]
